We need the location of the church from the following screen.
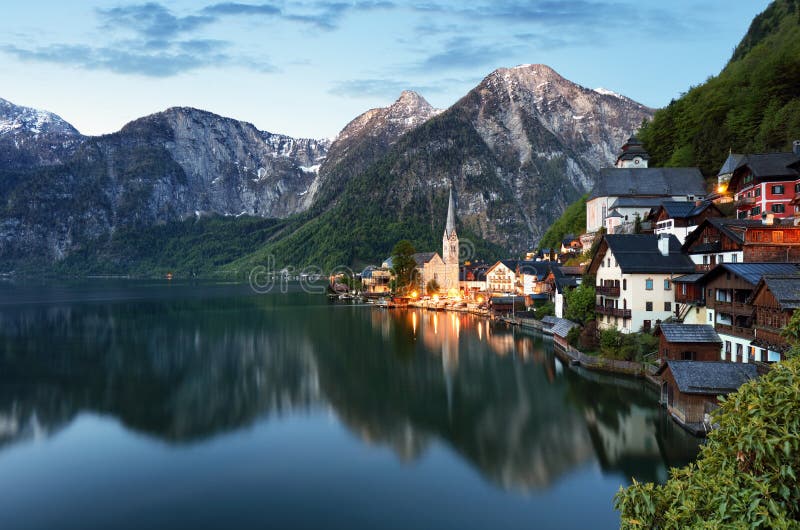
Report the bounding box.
[415,188,460,295]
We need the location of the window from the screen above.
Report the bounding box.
[664,279,671,290]
[645,301,653,311]
[751,206,761,216]
[772,184,784,195]
[607,258,610,267]
[681,284,687,295]
[645,278,653,290]
[738,210,748,219]
[643,320,651,331]
[703,256,708,265]
[796,182,800,193]
[708,312,713,322]
[772,203,785,213]
[732,254,738,263]
[682,351,696,361]
[622,279,627,290]
[719,254,724,264]
[755,187,761,197]
[664,302,672,312]
[725,341,731,353]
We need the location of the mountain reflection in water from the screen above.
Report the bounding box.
[0,281,700,496]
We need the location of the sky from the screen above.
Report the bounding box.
[0,0,773,139]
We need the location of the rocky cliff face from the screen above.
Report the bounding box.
[310,90,441,207]
[0,98,83,169]
[0,104,329,265]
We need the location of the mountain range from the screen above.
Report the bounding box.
[0,64,652,274]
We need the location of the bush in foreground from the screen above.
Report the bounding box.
[615,356,800,528]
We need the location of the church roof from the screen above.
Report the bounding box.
[445,188,457,238]
[589,167,706,200]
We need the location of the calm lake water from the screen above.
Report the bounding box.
[0,280,701,529]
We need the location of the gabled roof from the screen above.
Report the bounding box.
[682,217,765,252]
[486,259,519,275]
[610,197,671,209]
[518,260,561,278]
[700,263,800,286]
[657,200,718,220]
[750,274,800,309]
[718,153,745,176]
[589,234,695,274]
[589,167,706,200]
[660,360,757,395]
[551,318,579,338]
[555,276,579,293]
[657,324,721,344]
[737,153,800,179]
[412,252,439,266]
[673,273,704,284]
[541,315,559,326]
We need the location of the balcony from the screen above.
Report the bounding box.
[735,196,756,208]
[715,323,754,339]
[694,264,713,272]
[595,305,632,318]
[596,285,620,297]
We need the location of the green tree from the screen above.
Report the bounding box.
[781,308,800,359]
[615,355,800,528]
[564,283,596,325]
[391,240,417,294]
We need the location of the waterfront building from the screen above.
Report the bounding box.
[361,265,393,294]
[656,360,758,431]
[588,234,695,333]
[655,324,722,363]
[485,260,519,294]
[413,188,461,295]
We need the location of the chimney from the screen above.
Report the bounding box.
[794,140,800,156]
[658,234,670,257]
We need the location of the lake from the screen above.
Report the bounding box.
[0,280,701,529]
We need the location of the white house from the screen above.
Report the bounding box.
[485,260,519,294]
[588,234,696,333]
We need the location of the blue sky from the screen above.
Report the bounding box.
[0,1,771,139]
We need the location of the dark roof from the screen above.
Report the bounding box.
[599,234,695,274]
[412,252,438,266]
[658,200,714,219]
[757,275,800,309]
[658,324,721,344]
[718,153,745,176]
[559,266,585,276]
[740,153,800,179]
[541,315,559,326]
[673,273,704,283]
[551,318,579,338]
[589,167,705,200]
[555,276,579,293]
[683,218,765,251]
[702,263,800,286]
[663,361,757,395]
[518,260,560,278]
[610,197,670,209]
[616,136,650,161]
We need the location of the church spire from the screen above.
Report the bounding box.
[445,187,456,237]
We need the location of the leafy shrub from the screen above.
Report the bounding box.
[615,355,800,528]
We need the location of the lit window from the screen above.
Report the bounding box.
[645,278,653,290]
[664,279,671,290]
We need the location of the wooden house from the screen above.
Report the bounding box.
[656,360,758,433]
[750,274,800,361]
[655,324,722,362]
[650,200,722,244]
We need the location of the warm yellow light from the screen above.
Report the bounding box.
[717,184,727,193]
[476,295,484,303]
[447,288,459,298]
[410,290,419,298]
[432,294,440,302]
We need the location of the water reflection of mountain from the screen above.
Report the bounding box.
[0,288,700,492]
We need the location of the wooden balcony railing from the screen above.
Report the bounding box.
[595,305,632,318]
[596,285,620,297]
[735,196,756,208]
[715,323,754,338]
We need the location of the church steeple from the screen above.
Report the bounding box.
[442,187,459,266]
[445,187,457,239]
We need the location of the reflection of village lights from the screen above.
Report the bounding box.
[433,314,438,334]
[412,311,417,335]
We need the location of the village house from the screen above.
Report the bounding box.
[700,262,800,362]
[750,274,800,361]
[485,260,519,295]
[656,360,757,432]
[360,265,393,294]
[588,234,695,333]
[672,273,706,324]
[459,261,489,298]
[650,200,722,244]
[655,323,722,363]
[586,136,707,234]
[518,261,560,297]
[722,142,800,221]
[559,234,583,255]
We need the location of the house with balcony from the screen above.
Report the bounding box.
[672,273,706,324]
[650,200,722,244]
[749,274,800,362]
[485,260,519,294]
[725,143,800,221]
[683,218,765,271]
[361,265,393,294]
[700,263,800,362]
[587,234,695,333]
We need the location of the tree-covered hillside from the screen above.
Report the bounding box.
[639,0,800,175]
[537,195,587,250]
